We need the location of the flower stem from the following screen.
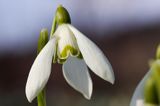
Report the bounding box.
[37,89,47,106]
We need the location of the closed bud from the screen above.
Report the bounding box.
[37,29,49,54]
[55,5,71,25]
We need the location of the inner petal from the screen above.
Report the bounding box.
[54,24,80,62]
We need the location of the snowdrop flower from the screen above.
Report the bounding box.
[130,60,160,106]
[130,71,150,106]
[25,5,115,103]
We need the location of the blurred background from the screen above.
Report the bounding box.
[0,0,160,106]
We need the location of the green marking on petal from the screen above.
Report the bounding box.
[58,58,67,64]
[60,45,78,58]
[56,45,83,63]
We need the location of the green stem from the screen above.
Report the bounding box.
[37,89,46,106]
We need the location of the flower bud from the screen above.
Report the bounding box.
[55,5,71,25]
[37,29,49,54]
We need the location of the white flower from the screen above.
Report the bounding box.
[130,60,160,106]
[25,24,115,102]
[130,71,151,106]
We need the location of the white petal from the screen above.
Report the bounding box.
[130,71,151,106]
[67,24,115,84]
[63,56,93,99]
[25,38,56,102]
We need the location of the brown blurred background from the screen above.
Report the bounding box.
[0,0,160,106]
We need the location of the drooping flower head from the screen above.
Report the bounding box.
[130,45,160,106]
[26,5,115,103]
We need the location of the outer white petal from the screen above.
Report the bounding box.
[67,24,115,84]
[63,56,93,99]
[130,71,151,106]
[25,38,56,102]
